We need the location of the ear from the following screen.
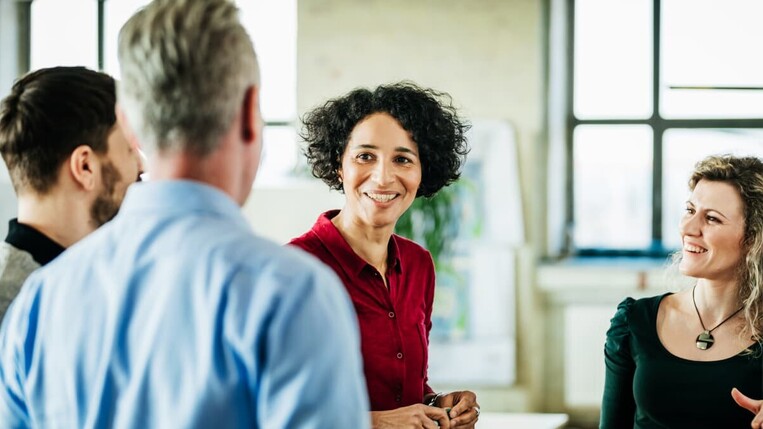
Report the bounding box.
[116,103,142,153]
[68,145,100,191]
[241,85,259,144]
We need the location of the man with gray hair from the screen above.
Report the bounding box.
[0,1,370,428]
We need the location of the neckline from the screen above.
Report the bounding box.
[4,218,65,265]
[653,292,760,364]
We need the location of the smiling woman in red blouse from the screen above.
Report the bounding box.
[290,82,478,429]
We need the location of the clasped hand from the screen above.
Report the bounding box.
[370,391,479,429]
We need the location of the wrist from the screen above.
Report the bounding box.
[424,392,444,406]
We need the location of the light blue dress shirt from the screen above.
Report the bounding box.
[0,181,370,429]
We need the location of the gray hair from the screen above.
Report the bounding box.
[117,0,260,155]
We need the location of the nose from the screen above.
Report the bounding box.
[679,212,701,237]
[371,159,394,186]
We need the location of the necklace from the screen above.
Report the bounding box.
[692,285,744,350]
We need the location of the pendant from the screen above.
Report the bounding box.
[696,331,715,350]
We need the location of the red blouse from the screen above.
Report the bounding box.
[289,210,436,411]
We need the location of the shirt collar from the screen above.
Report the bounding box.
[312,210,403,275]
[117,180,250,230]
[4,218,66,265]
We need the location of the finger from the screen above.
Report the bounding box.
[752,411,763,429]
[449,407,478,427]
[750,415,763,429]
[732,387,762,415]
[426,416,450,429]
[449,395,476,417]
[422,418,440,429]
[424,406,450,429]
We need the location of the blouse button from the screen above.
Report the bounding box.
[395,395,402,402]
[388,311,395,318]
[396,352,403,359]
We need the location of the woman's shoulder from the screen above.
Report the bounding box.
[391,234,432,260]
[288,230,315,249]
[631,293,671,313]
[608,293,670,339]
[287,210,340,252]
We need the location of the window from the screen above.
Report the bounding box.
[30,0,299,187]
[31,0,97,70]
[557,0,763,256]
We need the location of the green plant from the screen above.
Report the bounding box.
[395,182,461,266]
[397,180,472,339]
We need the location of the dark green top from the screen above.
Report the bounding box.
[600,294,762,429]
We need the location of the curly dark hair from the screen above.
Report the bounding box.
[300,81,470,197]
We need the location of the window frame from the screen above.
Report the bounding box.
[22,0,300,187]
[564,0,763,257]
[29,0,293,131]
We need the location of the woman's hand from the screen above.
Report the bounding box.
[436,390,480,428]
[370,404,450,429]
[732,387,763,428]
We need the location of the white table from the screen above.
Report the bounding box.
[477,412,568,429]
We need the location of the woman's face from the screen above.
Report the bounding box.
[679,179,746,282]
[338,112,422,230]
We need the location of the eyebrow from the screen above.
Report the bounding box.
[350,143,419,156]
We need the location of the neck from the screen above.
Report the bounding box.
[16,191,95,248]
[332,210,392,272]
[694,279,743,324]
[149,135,247,206]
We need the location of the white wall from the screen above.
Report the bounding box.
[245,181,345,244]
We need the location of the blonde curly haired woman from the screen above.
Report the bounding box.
[601,155,763,428]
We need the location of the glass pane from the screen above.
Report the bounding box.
[662,129,763,248]
[254,125,301,188]
[238,0,297,122]
[661,0,763,118]
[574,0,652,119]
[106,1,297,123]
[104,0,152,78]
[573,125,653,249]
[31,0,97,70]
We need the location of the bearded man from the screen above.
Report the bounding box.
[0,66,143,320]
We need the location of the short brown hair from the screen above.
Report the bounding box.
[0,66,116,194]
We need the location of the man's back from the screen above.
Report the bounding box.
[0,181,369,428]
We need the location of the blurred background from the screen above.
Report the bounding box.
[2,1,762,427]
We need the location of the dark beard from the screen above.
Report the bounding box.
[90,160,123,227]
